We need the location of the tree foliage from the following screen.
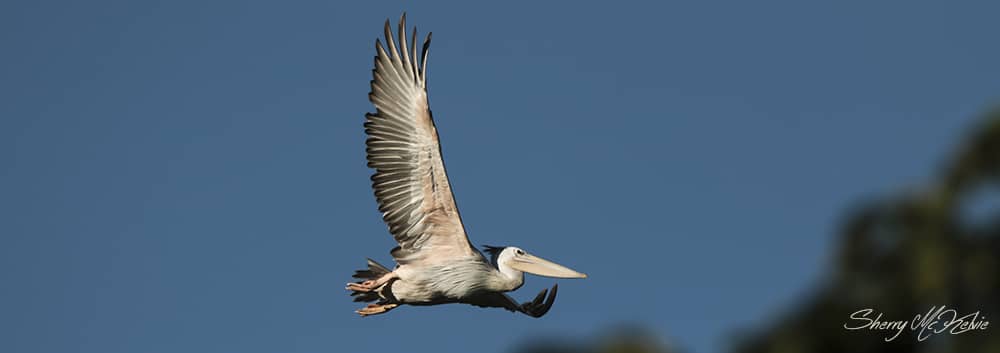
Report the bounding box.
[514,110,1000,353]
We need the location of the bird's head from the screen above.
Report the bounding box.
[483,245,588,279]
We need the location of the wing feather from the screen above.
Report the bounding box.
[365,14,477,265]
[465,285,560,318]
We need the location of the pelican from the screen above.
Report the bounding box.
[347,14,587,318]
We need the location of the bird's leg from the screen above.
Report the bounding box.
[356,303,398,317]
[346,271,398,292]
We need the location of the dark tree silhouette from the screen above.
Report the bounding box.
[512,327,681,353]
[514,110,1000,353]
[732,110,1000,353]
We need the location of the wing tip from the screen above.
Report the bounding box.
[375,12,432,86]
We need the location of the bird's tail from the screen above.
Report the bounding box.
[349,258,392,302]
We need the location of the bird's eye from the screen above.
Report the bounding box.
[515,249,525,255]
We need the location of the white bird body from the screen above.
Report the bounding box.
[390,256,520,303]
[346,14,586,318]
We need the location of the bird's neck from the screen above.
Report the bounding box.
[490,263,524,292]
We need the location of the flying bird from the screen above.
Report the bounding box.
[347,14,587,318]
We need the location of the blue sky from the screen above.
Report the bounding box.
[2,1,999,353]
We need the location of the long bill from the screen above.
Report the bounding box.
[509,253,588,279]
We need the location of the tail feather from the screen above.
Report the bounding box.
[349,258,392,303]
[352,258,391,280]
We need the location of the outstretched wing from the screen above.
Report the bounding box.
[465,285,560,318]
[365,14,477,265]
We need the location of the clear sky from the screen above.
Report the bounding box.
[2,1,999,353]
